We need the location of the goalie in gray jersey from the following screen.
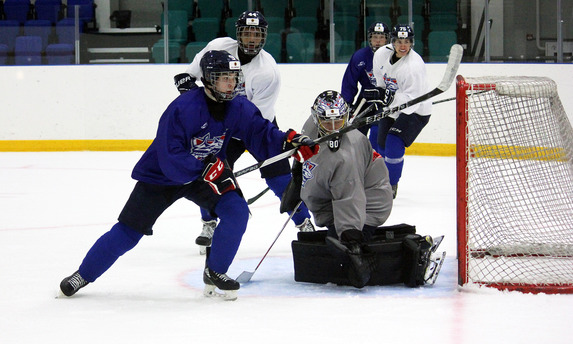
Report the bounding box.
[300,91,394,241]
[294,91,393,287]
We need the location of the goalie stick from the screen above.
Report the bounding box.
[234,44,464,179]
[235,201,303,283]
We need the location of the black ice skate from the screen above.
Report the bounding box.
[203,267,239,301]
[59,270,89,297]
[196,219,216,255]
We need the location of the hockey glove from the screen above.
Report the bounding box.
[280,161,303,213]
[364,87,395,110]
[283,129,320,162]
[174,73,197,94]
[202,156,237,195]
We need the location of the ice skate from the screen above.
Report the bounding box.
[295,218,315,232]
[203,267,239,301]
[424,251,446,285]
[196,219,216,255]
[59,270,89,297]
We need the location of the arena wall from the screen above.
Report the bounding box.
[1,63,572,155]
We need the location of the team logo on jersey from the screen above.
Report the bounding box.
[190,133,226,160]
[383,73,398,92]
[301,160,317,187]
[236,81,246,96]
[367,69,376,86]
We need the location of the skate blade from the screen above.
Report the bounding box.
[203,284,238,301]
[199,246,207,255]
[424,251,446,285]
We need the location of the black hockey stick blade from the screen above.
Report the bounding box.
[236,201,303,283]
[234,44,463,179]
[247,187,270,205]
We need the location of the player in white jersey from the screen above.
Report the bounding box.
[173,11,314,253]
[295,90,394,287]
[371,24,432,198]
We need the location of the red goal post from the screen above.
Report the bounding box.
[456,75,573,294]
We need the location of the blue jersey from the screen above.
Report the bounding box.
[341,47,377,105]
[132,88,286,185]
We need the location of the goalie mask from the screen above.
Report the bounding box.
[311,90,349,151]
[236,11,268,56]
[200,50,244,102]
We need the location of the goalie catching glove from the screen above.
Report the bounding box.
[283,129,320,162]
[202,156,237,195]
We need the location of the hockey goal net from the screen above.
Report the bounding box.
[456,75,573,294]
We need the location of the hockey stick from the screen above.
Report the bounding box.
[247,187,270,205]
[235,201,303,283]
[432,91,488,105]
[234,44,463,179]
[234,102,374,178]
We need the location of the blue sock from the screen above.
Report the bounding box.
[200,207,216,222]
[207,192,249,273]
[79,222,143,282]
[384,134,405,186]
[369,124,380,153]
[265,174,311,226]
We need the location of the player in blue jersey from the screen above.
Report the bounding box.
[175,11,315,254]
[59,50,319,300]
[340,21,390,153]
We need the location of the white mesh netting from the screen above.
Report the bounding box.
[462,76,573,288]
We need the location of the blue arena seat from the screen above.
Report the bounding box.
[3,0,32,24]
[56,18,81,45]
[0,20,21,52]
[66,0,96,28]
[34,0,64,25]
[14,35,42,65]
[45,43,74,64]
[0,44,9,65]
[24,20,52,50]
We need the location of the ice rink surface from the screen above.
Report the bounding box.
[1,152,572,343]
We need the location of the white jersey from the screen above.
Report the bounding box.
[372,44,431,118]
[185,37,281,122]
[300,116,393,236]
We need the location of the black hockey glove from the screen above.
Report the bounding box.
[280,161,303,213]
[174,73,197,94]
[202,156,237,195]
[363,87,395,110]
[283,129,320,162]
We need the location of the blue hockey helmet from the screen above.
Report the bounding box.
[200,50,243,102]
[391,24,415,45]
[368,22,390,52]
[236,11,268,56]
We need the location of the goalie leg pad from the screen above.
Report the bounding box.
[402,234,433,287]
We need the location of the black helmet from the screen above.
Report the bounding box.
[200,50,243,102]
[367,22,390,52]
[391,24,415,45]
[235,11,268,56]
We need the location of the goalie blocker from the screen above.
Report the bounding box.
[292,224,442,287]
